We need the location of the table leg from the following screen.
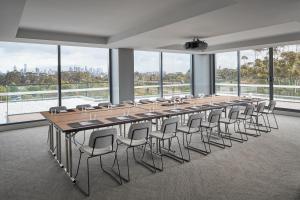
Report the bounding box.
[56,129,63,168]
[49,124,55,156]
[64,133,75,182]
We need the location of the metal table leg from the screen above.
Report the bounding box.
[56,129,63,168]
[49,124,56,156]
[65,133,75,183]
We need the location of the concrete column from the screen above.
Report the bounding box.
[111,48,134,104]
[193,54,212,95]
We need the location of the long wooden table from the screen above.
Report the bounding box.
[41,96,262,182]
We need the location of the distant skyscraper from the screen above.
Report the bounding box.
[24,64,27,73]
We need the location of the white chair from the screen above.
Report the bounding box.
[98,102,112,108]
[219,107,244,145]
[177,113,205,160]
[114,122,156,182]
[237,104,259,137]
[252,102,270,133]
[156,97,167,102]
[74,128,121,196]
[263,100,278,130]
[76,104,92,110]
[150,117,184,171]
[74,104,93,145]
[200,109,223,151]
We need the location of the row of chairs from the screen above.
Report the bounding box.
[48,100,278,196]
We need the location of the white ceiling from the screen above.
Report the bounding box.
[0,0,300,53]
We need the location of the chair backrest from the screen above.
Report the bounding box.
[76,104,91,110]
[268,100,276,112]
[98,102,111,108]
[185,94,194,99]
[208,109,222,123]
[156,97,167,102]
[257,102,266,113]
[88,128,117,150]
[49,106,67,113]
[171,96,181,101]
[128,122,151,140]
[139,99,150,104]
[161,117,179,134]
[187,113,204,128]
[228,107,239,120]
[244,104,255,116]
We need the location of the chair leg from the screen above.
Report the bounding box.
[132,142,158,172]
[185,133,191,161]
[206,128,212,152]
[273,113,279,129]
[206,127,226,149]
[261,114,271,132]
[185,130,210,155]
[86,157,90,196]
[75,151,83,178]
[113,144,131,182]
[175,136,184,161]
[99,154,122,185]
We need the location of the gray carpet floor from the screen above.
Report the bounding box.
[0,115,300,200]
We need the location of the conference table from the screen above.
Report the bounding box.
[41,95,262,182]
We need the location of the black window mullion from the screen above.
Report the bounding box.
[58,45,62,106]
[191,54,195,96]
[159,52,163,97]
[269,47,274,100]
[109,49,113,103]
[237,50,241,96]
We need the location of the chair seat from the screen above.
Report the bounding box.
[251,111,262,116]
[117,136,146,147]
[200,121,218,128]
[237,114,251,120]
[262,110,273,114]
[150,131,175,139]
[80,145,113,156]
[177,126,199,133]
[219,118,235,124]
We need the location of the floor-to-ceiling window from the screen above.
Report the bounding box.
[61,46,109,108]
[134,51,160,100]
[162,52,191,97]
[273,45,300,109]
[0,42,58,124]
[240,48,269,98]
[215,51,238,95]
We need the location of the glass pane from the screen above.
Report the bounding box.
[215,51,238,95]
[162,52,191,97]
[134,51,160,100]
[0,42,58,124]
[240,48,269,99]
[61,46,109,108]
[273,45,300,109]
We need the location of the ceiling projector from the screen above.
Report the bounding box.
[185,37,208,50]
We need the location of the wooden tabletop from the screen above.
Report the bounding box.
[41,96,262,133]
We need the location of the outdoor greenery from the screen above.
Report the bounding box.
[134,70,191,98]
[0,70,109,101]
[216,46,300,98]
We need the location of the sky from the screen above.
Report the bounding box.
[2,41,296,74]
[215,49,269,69]
[0,42,191,74]
[0,42,109,73]
[134,51,190,73]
